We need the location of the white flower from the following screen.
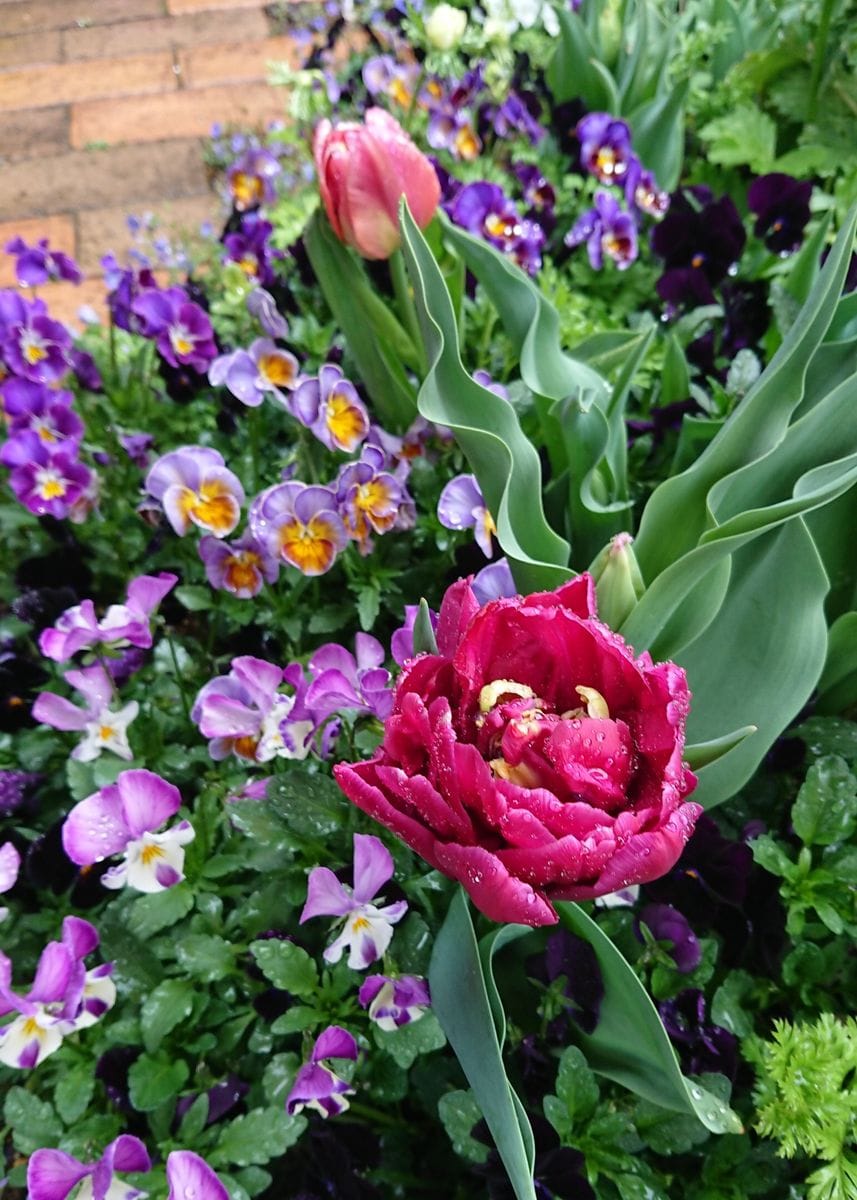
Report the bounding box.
[102,821,195,894]
[425,3,468,49]
[74,701,139,762]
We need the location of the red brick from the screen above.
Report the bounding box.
[0,215,76,287]
[0,139,209,221]
[167,0,266,11]
[0,0,165,37]
[62,9,270,60]
[0,106,69,160]
[0,29,62,70]
[0,52,178,113]
[76,193,219,272]
[35,276,108,330]
[71,82,286,148]
[176,35,301,87]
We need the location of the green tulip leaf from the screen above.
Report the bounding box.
[429,889,536,1200]
[555,902,743,1135]
[399,201,571,592]
[684,725,757,771]
[814,613,857,715]
[547,7,619,112]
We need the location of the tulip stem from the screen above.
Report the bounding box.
[389,249,427,379]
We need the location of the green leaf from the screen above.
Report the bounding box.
[429,889,537,1200]
[545,1045,600,1137]
[128,884,194,939]
[792,756,857,846]
[698,104,777,173]
[374,1011,446,1069]
[750,834,795,878]
[684,725,757,770]
[357,583,380,631]
[793,717,857,763]
[438,1090,491,1163]
[627,79,689,192]
[270,1006,324,1034]
[175,934,235,982]
[555,902,742,1135]
[178,1093,210,1142]
[250,939,319,997]
[817,614,857,714]
[413,597,439,655]
[547,7,619,111]
[128,1052,189,1112]
[711,970,756,1037]
[210,1108,306,1168]
[175,584,213,612]
[141,978,196,1052]
[5,1088,62,1155]
[55,1064,96,1124]
[269,772,345,840]
[400,203,571,593]
[634,1097,710,1154]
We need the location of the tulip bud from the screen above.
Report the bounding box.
[313,108,441,261]
[425,3,468,50]
[590,532,645,630]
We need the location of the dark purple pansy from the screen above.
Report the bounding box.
[223,215,280,287]
[174,1074,249,1130]
[747,173,812,254]
[652,188,746,309]
[577,112,633,184]
[5,236,83,287]
[640,902,701,973]
[0,769,41,816]
[527,928,605,1035]
[658,988,738,1081]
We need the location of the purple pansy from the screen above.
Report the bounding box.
[487,90,546,145]
[3,310,72,383]
[291,364,370,454]
[3,379,83,449]
[747,172,812,254]
[62,768,194,893]
[209,338,300,408]
[249,480,349,575]
[246,287,289,338]
[101,255,158,333]
[565,191,638,270]
[652,186,746,309]
[191,655,316,763]
[306,634,394,723]
[0,916,115,1068]
[577,112,634,184]
[119,432,154,469]
[227,147,281,211]
[334,444,409,555]
[1,432,92,519]
[624,157,670,219]
[448,181,545,275]
[166,1152,229,1200]
[286,1025,359,1118]
[132,287,217,373]
[437,473,496,558]
[658,988,738,1081]
[301,833,408,970]
[5,236,83,287]
[27,1136,151,1200]
[358,974,430,1030]
[39,572,177,662]
[640,902,701,973]
[223,215,279,287]
[145,445,244,538]
[198,532,279,598]
[33,662,138,763]
[471,557,516,606]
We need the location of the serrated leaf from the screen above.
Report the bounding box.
[128,1053,190,1112]
[128,884,194,939]
[175,584,213,612]
[250,939,318,996]
[438,1090,491,1163]
[555,1045,600,1126]
[711,971,755,1037]
[357,585,380,631]
[55,1064,96,1124]
[634,1098,710,1154]
[374,1010,446,1068]
[4,1088,62,1155]
[698,105,777,173]
[794,717,857,763]
[141,978,195,1052]
[270,1006,323,1034]
[178,1093,210,1142]
[792,755,857,846]
[175,934,235,982]
[210,1108,306,1167]
[269,772,345,839]
[261,1053,301,1105]
[750,834,795,878]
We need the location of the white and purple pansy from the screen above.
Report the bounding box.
[300,833,407,970]
[0,840,21,921]
[33,663,139,762]
[358,974,431,1031]
[437,473,496,558]
[165,1151,230,1200]
[27,1135,151,1200]
[286,1025,359,1118]
[38,572,177,662]
[0,916,115,1069]
[62,768,194,893]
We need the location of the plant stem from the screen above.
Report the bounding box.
[164,631,192,724]
[403,66,427,133]
[389,248,427,379]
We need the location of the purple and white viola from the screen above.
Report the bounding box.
[62,769,194,893]
[0,917,115,1068]
[565,191,638,271]
[358,974,431,1031]
[38,572,177,662]
[286,1025,359,1118]
[27,1135,151,1200]
[306,634,394,723]
[131,286,217,374]
[300,833,407,970]
[33,663,138,762]
[437,473,496,558]
[577,112,634,184]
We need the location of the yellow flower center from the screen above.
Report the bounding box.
[326,391,366,449]
[225,551,261,592]
[140,843,164,866]
[259,352,296,388]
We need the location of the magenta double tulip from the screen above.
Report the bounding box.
[314,107,441,260]
[334,576,702,927]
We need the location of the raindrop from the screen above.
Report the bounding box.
[690,1087,703,1100]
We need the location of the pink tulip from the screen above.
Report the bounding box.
[314,107,441,260]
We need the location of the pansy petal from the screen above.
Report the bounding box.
[0,841,21,893]
[117,769,182,838]
[27,1149,90,1200]
[313,1024,359,1062]
[32,692,89,731]
[166,1152,229,1200]
[300,866,353,921]
[62,786,131,865]
[104,1134,152,1175]
[28,942,73,1003]
[352,832,394,904]
[61,915,99,959]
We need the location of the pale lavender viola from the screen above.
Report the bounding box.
[5,236,83,287]
[33,662,138,763]
[471,556,517,606]
[0,916,115,1068]
[145,446,244,538]
[166,1151,229,1200]
[437,473,496,558]
[62,768,194,893]
[334,444,409,555]
[198,532,279,598]
[191,655,316,763]
[208,338,299,408]
[300,832,407,970]
[249,480,349,575]
[131,286,217,373]
[27,1136,151,1200]
[358,974,431,1031]
[39,572,177,662]
[246,287,289,339]
[306,634,394,723]
[291,364,370,454]
[286,1025,359,1118]
[1,432,92,519]
[565,191,638,271]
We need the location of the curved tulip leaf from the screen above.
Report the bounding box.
[399,201,571,592]
[627,79,689,193]
[634,203,857,581]
[304,210,417,431]
[429,889,536,1200]
[547,7,619,112]
[555,902,743,1134]
[816,613,857,715]
[684,725,757,771]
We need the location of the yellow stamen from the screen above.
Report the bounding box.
[479,680,536,713]
[22,1016,44,1037]
[39,477,66,500]
[259,353,296,388]
[489,758,541,788]
[98,725,114,741]
[140,843,164,866]
[574,686,610,719]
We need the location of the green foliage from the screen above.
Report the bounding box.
[697,104,777,172]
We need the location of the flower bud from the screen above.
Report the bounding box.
[590,532,645,630]
[425,3,467,50]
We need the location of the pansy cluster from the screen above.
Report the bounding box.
[0,242,101,521]
[28,1143,230,1200]
[565,112,669,271]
